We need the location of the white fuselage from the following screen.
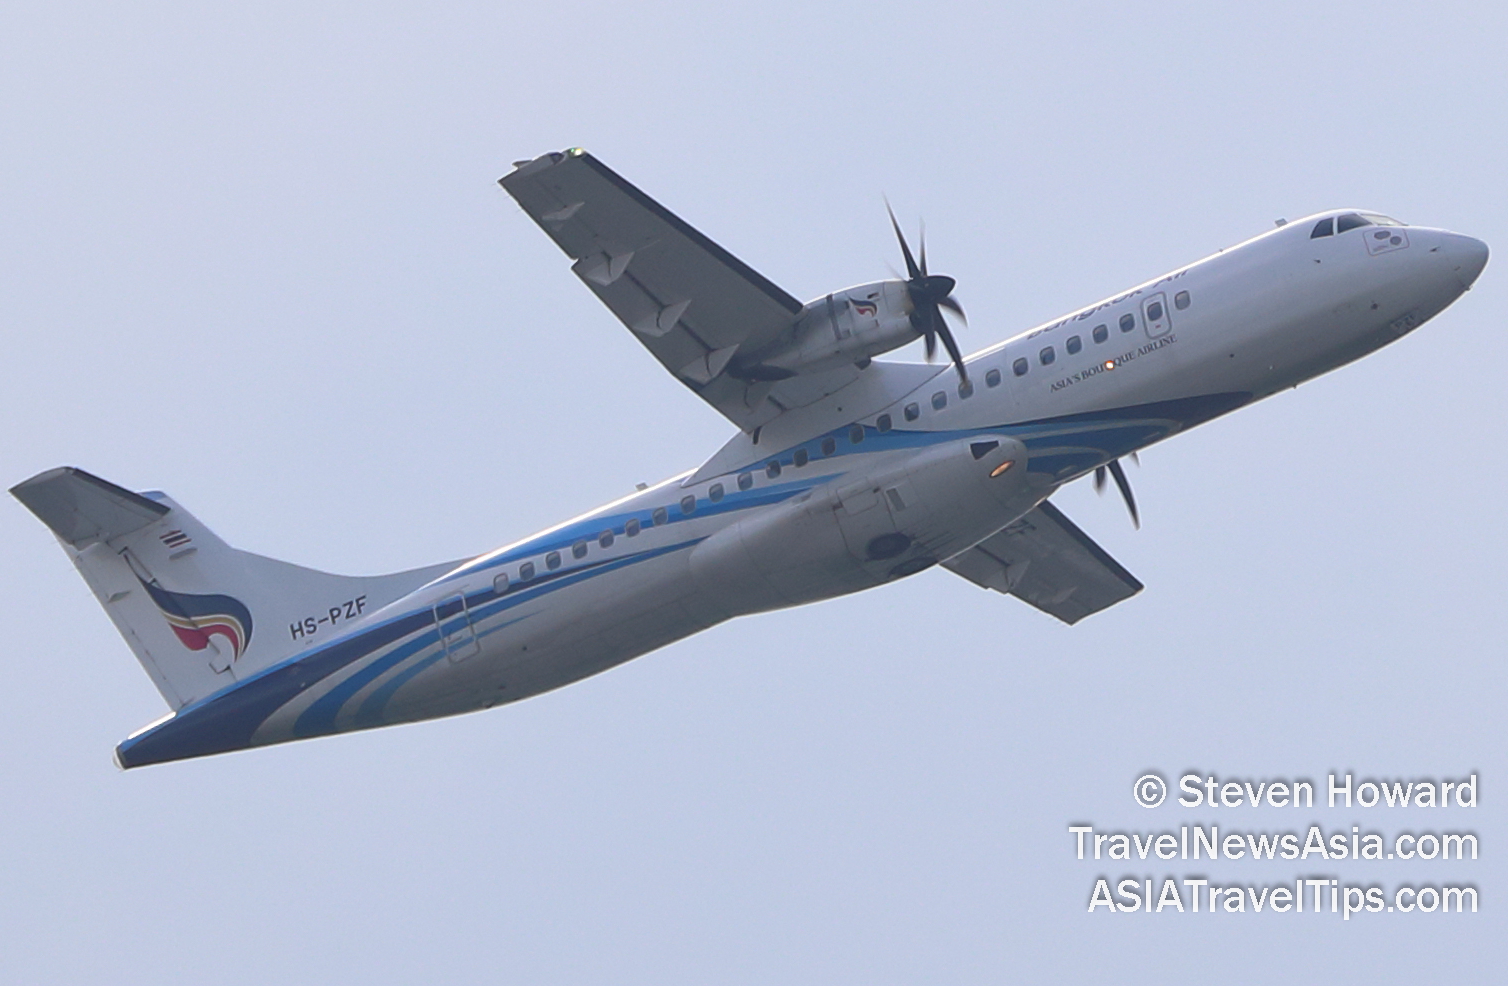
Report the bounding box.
[116,213,1488,764]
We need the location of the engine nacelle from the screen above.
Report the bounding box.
[735,280,918,379]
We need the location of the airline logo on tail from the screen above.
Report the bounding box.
[137,577,254,661]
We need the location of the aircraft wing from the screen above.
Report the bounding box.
[500,149,853,431]
[942,500,1143,625]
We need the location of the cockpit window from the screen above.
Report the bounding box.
[1336,213,1373,234]
[1310,217,1334,239]
[1359,212,1406,227]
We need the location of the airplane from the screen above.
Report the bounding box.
[12,148,1488,769]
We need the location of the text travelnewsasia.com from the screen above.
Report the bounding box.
[1069,826,1477,861]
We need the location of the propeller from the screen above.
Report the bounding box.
[1094,452,1141,529]
[886,202,968,381]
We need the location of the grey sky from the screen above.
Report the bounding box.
[3,2,1502,982]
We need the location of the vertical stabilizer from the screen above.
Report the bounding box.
[12,467,460,710]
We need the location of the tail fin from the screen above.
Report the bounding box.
[12,467,460,710]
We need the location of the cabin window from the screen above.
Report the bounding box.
[520,561,535,581]
[958,379,974,399]
[904,402,920,421]
[1039,346,1055,366]
[821,437,837,456]
[709,483,724,502]
[848,424,864,444]
[1120,313,1136,333]
[1092,323,1108,343]
[493,573,509,594]
[652,507,668,526]
[1311,217,1334,238]
[572,541,588,559]
[1013,357,1028,376]
[985,368,1001,388]
[876,413,893,433]
[766,460,782,478]
[626,518,641,537]
[680,495,696,515]
[1146,300,1164,322]
[1336,213,1373,233]
[1066,335,1082,355]
[737,472,753,491]
[546,551,561,570]
[794,448,809,467]
[1174,290,1190,310]
[931,391,947,410]
[598,530,613,548]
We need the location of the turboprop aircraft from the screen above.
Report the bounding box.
[12,148,1488,768]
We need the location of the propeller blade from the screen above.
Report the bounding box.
[885,203,963,377]
[885,200,921,280]
[935,310,967,381]
[937,294,967,323]
[1107,458,1140,530]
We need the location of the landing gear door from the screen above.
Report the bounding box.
[1143,292,1171,338]
[834,478,903,564]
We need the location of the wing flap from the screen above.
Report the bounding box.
[943,500,1143,625]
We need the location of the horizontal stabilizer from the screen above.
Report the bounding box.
[943,500,1143,624]
[10,467,169,548]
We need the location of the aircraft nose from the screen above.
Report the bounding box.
[1443,232,1489,289]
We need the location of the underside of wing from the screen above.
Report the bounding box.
[943,500,1143,624]
[501,149,851,430]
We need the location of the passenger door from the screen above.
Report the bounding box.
[433,592,480,663]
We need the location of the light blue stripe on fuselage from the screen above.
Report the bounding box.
[293,539,699,737]
[127,393,1248,766]
[442,397,1237,590]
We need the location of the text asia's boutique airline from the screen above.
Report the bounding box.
[13,149,1488,768]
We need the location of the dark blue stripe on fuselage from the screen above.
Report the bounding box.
[116,392,1250,768]
[292,539,692,737]
[454,392,1251,579]
[116,539,700,768]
